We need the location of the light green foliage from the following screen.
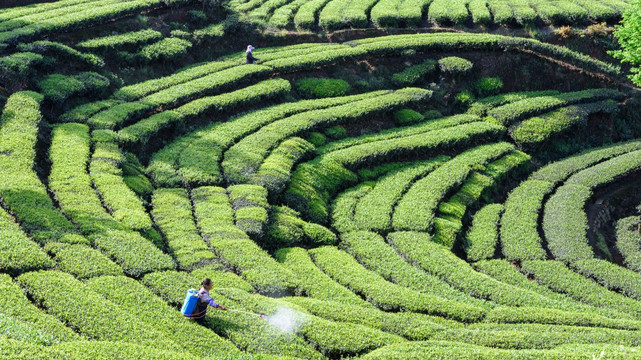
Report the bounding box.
[611,0,641,86]
[252,137,315,195]
[85,276,238,356]
[0,274,79,343]
[500,180,553,262]
[77,29,163,51]
[268,206,337,248]
[341,231,492,309]
[17,270,180,348]
[151,188,215,270]
[464,204,503,262]
[0,92,80,244]
[438,56,473,74]
[617,216,641,273]
[275,247,369,306]
[488,88,622,126]
[18,40,104,68]
[310,246,486,322]
[192,186,297,294]
[44,242,123,279]
[295,77,350,98]
[0,207,53,275]
[139,37,193,62]
[521,260,641,317]
[393,142,513,235]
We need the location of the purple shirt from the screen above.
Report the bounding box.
[198,287,220,308]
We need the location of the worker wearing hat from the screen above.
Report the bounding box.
[246,45,259,64]
[191,278,227,324]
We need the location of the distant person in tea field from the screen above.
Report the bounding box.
[191,278,227,324]
[246,45,258,64]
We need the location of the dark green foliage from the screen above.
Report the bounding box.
[391,59,437,86]
[393,108,424,126]
[473,77,503,97]
[295,78,350,98]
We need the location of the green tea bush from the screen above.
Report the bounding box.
[77,29,163,52]
[275,247,369,306]
[341,231,491,309]
[391,59,437,86]
[473,77,503,97]
[438,56,473,75]
[0,207,53,275]
[18,40,104,68]
[44,243,123,279]
[393,108,424,126]
[0,274,79,343]
[295,78,350,98]
[310,246,486,322]
[464,204,503,262]
[616,216,641,273]
[151,188,216,270]
[139,37,193,63]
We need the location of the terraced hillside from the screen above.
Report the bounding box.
[2,0,641,359]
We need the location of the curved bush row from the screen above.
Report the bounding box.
[90,138,153,232]
[371,0,429,28]
[268,205,338,249]
[393,142,514,235]
[474,259,629,319]
[331,182,374,234]
[617,216,641,273]
[17,270,182,349]
[500,180,554,262]
[0,206,53,275]
[44,242,123,279]
[251,137,315,195]
[0,92,80,244]
[286,121,504,224]
[521,260,641,318]
[310,245,486,322]
[433,150,531,248]
[119,78,291,144]
[510,100,620,148]
[151,188,215,270]
[352,157,448,233]
[148,92,383,187]
[286,296,462,340]
[191,186,298,294]
[37,72,109,104]
[222,87,431,184]
[274,247,368,306]
[216,287,404,359]
[89,65,272,129]
[317,0,379,31]
[0,0,190,45]
[49,123,175,276]
[388,231,591,311]
[467,90,561,117]
[363,340,641,359]
[85,275,239,357]
[464,204,504,262]
[18,40,104,68]
[0,274,79,343]
[543,184,593,263]
[543,148,641,281]
[229,184,270,238]
[77,28,163,52]
[487,88,622,126]
[341,231,493,309]
[531,140,641,184]
[318,113,481,155]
